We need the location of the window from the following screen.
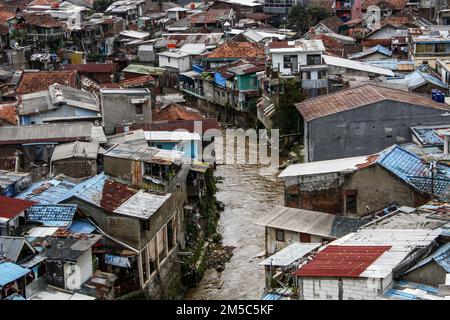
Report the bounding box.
[283,55,295,69]
[302,71,311,80]
[307,54,321,65]
[135,103,143,115]
[345,190,357,214]
[275,229,285,242]
[299,233,311,243]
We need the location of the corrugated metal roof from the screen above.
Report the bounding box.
[104,144,184,165]
[144,131,201,141]
[259,242,321,267]
[404,242,450,274]
[255,206,363,239]
[322,54,395,76]
[0,236,35,262]
[0,262,30,286]
[296,83,450,122]
[295,245,391,277]
[114,190,171,219]
[0,196,36,221]
[348,45,392,60]
[279,155,372,178]
[16,177,79,204]
[51,141,100,162]
[26,204,77,227]
[296,229,440,279]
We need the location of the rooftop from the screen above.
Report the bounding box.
[296,84,450,122]
[0,262,30,286]
[26,204,77,227]
[322,54,395,77]
[144,131,201,141]
[51,141,100,162]
[103,144,184,165]
[268,39,325,53]
[152,103,203,121]
[61,63,118,73]
[16,70,78,95]
[0,196,36,222]
[348,45,392,60]
[189,8,233,25]
[259,242,321,267]
[255,206,365,239]
[206,41,264,60]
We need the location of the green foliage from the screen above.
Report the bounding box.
[199,172,223,237]
[273,79,304,135]
[93,0,114,12]
[287,5,332,35]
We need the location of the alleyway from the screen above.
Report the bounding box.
[186,163,284,300]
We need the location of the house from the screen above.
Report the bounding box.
[267,39,328,97]
[411,34,450,69]
[61,64,118,84]
[40,235,102,290]
[361,23,408,54]
[361,0,408,21]
[15,70,79,95]
[294,228,440,300]
[203,41,264,68]
[0,262,32,299]
[258,242,321,291]
[18,83,100,125]
[386,67,448,94]
[0,196,35,236]
[334,0,362,23]
[158,50,191,73]
[0,170,32,197]
[255,206,366,255]
[105,0,146,23]
[6,12,65,48]
[402,242,450,288]
[296,84,450,162]
[99,88,151,135]
[0,237,36,265]
[188,8,235,30]
[50,141,101,178]
[65,172,184,297]
[102,144,184,193]
[279,144,450,215]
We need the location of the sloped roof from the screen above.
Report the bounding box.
[349,45,392,60]
[206,41,264,59]
[15,12,63,28]
[0,196,35,220]
[189,8,232,24]
[404,243,450,274]
[0,236,35,262]
[296,84,450,121]
[51,141,99,162]
[26,204,77,227]
[0,262,30,286]
[0,103,17,125]
[152,103,203,121]
[61,63,118,73]
[16,70,78,94]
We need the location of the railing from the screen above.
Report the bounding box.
[179,82,205,97]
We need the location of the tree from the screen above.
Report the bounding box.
[93,0,114,12]
[287,5,332,35]
[273,79,304,135]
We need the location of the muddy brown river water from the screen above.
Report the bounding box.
[185,163,284,300]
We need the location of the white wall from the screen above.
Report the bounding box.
[272,52,307,76]
[64,248,93,290]
[301,277,385,300]
[158,55,191,72]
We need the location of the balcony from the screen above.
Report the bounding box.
[179,82,205,98]
[302,79,328,89]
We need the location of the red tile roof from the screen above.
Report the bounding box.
[0,196,36,220]
[119,74,155,88]
[152,103,204,122]
[206,41,264,60]
[16,70,78,94]
[16,12,62,28]
[296,84,450,121]
[0,10,15,25]
[0,103,17,125]
[294,245,391,277]
[100,179,137,213]
[62,63,118,74]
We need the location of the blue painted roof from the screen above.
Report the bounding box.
[16,178,79,204]
[0,262,31,286]
[384,288,417,300]
[411,127,444,146]
[262,293,283,300]
[349,45,392,59]
[377,145,450,196]
[68,219,96,234]
[405,243,450,274]
[26,204,77,227]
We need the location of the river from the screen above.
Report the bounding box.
[186,162,284,300]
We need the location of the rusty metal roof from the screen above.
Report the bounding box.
[295,245,391,277]
[296,84,450,122]
[0,196,35,220]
